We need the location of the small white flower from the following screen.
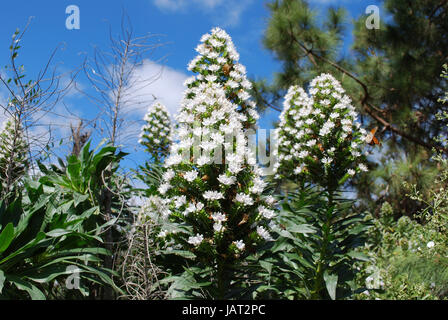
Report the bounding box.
[265,195,276,206]
[196,202,204,211]
[174,195,187,208]
[213,223,224,232]
[163,169,175,181]
[234,240,245,251]
[322,157,333,165]
[250,177,267,194]
[203,190,224,201]
[258,206,276,219]
[427,241,435,249]
[158,230,168,238]
[211,212,227,222]
[294,166,303,175]
[158,183,171,195]
[187,234,204,246]
[235,193,254,206]
[208,64,220,72]
[358,163,368,172]
[306,139,317,147]
[218,174,236,186]
[305,118,315,125]
[197,155,211,167]
[298,151,309,159]
[184,170,198,182]
[330,112,339,119]
[256,226,272,241]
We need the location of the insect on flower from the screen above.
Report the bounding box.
[317,143,324,152]
[345,133,353,141]
[223,63,232,76]
[238,214,249,226]
[365,127,381,146]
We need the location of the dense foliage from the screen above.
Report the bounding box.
[1,1,448,301]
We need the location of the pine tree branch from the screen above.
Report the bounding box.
[287,21,318,67]
[429,0,447,21]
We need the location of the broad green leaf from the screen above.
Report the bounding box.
[259,261,273,274]
[73,193,89,207]
[9,276,45,300]
[0,232,48,266]
[271,238,295,252]
[0,223,14,254]
[287,224,315,234]
[347,251,370,262]
[24,264,75,283]
[68,261,123,294]
[46,229,72,238]
[323,271,338,300]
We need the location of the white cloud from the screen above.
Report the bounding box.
[0,94,9,128]
[0,59,188,158]
[128,59,188,116]
[110,59,187,148]
[153,0,186,11]
[154,0,224,11]
[152,0,253,27]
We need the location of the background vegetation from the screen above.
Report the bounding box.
[1,0,448,300]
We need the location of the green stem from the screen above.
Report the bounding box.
[216,257,227,300]
[311,190,334,299]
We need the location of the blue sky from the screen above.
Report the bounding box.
[0,0,382,167]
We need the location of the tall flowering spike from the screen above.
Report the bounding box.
[0,116,29,191]
[139,102,172,163]
[184,27,259,129]
[274,73,368,190]
[156,33,277,262]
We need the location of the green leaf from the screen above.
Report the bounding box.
[323,271,338,300]
[24,264,75,283]
[0,223,14,254]
[161,249,196,259]
[271,237,295,252]
[259,261,273,274]
[46,229,71,238]
[347,251,370,262]
[0,232,48,266]
[9,275,45,300]
[287,224,315,234]
[73,192,89,207]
